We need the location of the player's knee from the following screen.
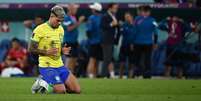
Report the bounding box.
[70,85,81,94]
[54,88,66,94]
[74,86,81,94]
[54,85,66,94]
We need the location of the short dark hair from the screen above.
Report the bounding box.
[107,3,118,9]
[125,12,133,16]
[35,15,44,19]
[138,5,151,12]
[11,37,20,43]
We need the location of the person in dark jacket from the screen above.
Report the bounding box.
[118,12,136,78]
[100,3,119,78]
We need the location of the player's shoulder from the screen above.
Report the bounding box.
[135,16,142,20]
[58,25,64,32]
[88,15,97,21]
[89,15,94,19]
[59,25,64,30]
[148,16,156,21]
[33,23,47,32]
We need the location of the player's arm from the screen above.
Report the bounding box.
[67,16,85,31]
[28,40,47,56]
[28,40,58,56]
[62,44,71,55]
[152,19,158,49]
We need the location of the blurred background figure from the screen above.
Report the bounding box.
[100,3,119,78]
[62,3,85,74]
[24,15,45,30]
[86,3,103,78]
[118,12,136,78]
[0,38,28,76]
[133,5,158,79]
[159,16,190,79]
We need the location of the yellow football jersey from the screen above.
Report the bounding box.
[31,22,64,68]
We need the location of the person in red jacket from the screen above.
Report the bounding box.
[0,38,28,72]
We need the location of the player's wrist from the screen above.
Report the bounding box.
[38,49,48,56]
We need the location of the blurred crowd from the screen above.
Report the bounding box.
[0,3,201,79]
[155,0,201,8]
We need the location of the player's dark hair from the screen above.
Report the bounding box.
[35,14,45,20]
[125,12,133,16]
[138,5,151,12]
[107,3,118,9]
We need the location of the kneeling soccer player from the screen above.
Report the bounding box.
[29,5,80,94]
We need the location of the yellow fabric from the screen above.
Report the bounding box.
[31,22,64,68]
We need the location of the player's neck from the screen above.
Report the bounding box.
[47,20,58,29]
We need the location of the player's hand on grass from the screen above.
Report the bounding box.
[62,44,71,55]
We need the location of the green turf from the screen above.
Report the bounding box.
[0,78,201,101]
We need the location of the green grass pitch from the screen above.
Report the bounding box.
[0,78,201,101]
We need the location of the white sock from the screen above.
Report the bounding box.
[88,74,94,78]
[110,71,115,78]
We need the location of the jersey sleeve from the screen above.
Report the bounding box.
[31,26,43,42]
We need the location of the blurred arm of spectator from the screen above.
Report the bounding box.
[153,21,159,50]
[111,20,118,27]
[67,16,85,32]
[2,50,16,68]
[16,49,28,69]
[158,17,170,31]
